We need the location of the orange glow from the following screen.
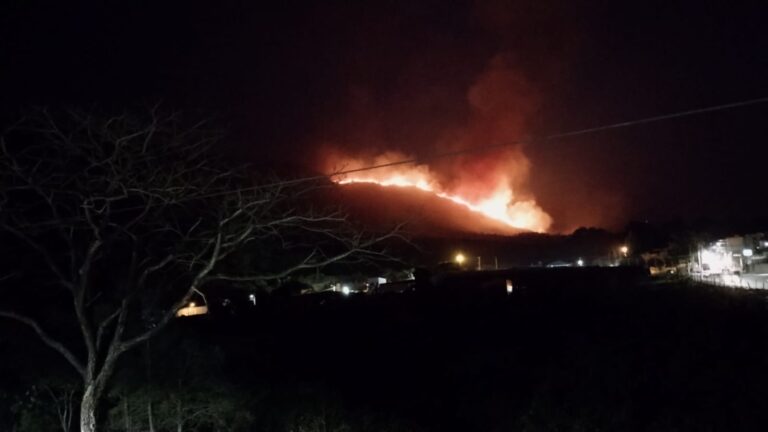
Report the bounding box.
[320,54,554,233]
[329,153,552,233]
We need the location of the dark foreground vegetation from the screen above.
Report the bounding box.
[4,271,768,432]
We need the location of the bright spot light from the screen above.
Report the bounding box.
[743,248,753,257]
[700,246,733,275]
[189,302,196,308]
[455,253,466,265]
[341,285,351,295]
[506,279,514,294]
[577,258,584,267]
[620,245,629,255]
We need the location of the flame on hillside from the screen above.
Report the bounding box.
[329,152,552,233]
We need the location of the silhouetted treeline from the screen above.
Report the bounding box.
[3,271,768,431]
[410,217,768,268]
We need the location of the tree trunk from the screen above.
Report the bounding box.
[147,400,156,432]
[122,397,131,432]
[146,340,156,432]
[80,384,98,432]
[79,339,121,432]
[176,398,183,432]
[64,392,74,432]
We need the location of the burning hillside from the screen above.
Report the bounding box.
[320,54,552,234]
[328,181,530,237]
[328,151,551,233]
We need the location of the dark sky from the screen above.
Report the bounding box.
[2,0,767,232]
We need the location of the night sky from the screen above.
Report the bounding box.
[2,0,766,232]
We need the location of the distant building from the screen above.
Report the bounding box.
[546,260,572,268]
[640,249,678,275]
[690,233,767,276]
[375,280,416,294]
[176,302,208,317]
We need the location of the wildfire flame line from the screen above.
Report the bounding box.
[333,175,551,233]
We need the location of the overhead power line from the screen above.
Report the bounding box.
[238,95,768,191]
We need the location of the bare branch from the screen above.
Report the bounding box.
[210,225,405,282]
[95,305,122,352]
[119,233,223,353]
[137,254,175,290]
[0,310,85,377]
[0,223,72,288]
[74,239,102,377]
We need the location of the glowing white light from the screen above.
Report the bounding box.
[743,249,753,257]
[577,259,584,267]
[455,253,466,265]
[700,247,733,275]
[189,302,196,308]
[506,279,514,294]
[341,285,351,295]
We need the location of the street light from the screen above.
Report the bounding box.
[619,245,629,256]
[455,253,466,266]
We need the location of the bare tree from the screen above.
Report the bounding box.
[42,383,77,432]
[0,109,403,432]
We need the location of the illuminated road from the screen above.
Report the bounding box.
[692,273,768,289]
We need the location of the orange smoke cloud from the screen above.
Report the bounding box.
[323,53,553,233]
